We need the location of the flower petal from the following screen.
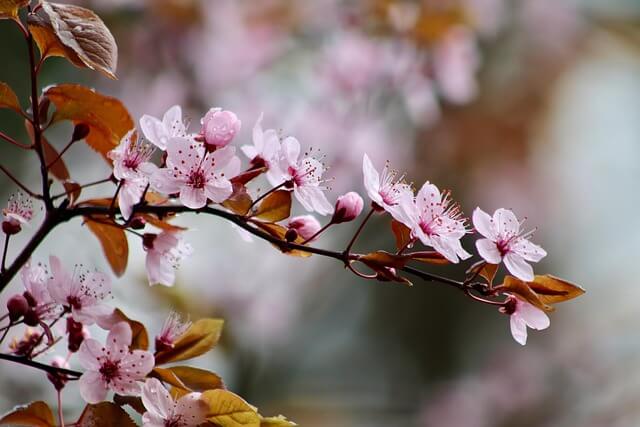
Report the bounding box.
[77,338,104,370]
[142,378,173,420]
[472,207,497,240]
[180,187,207,209]
[504,252,534,282]
[282,136,300,166]
[362,154,381,202]
[509,314,528,345]
[475,238,502,264]
[79,371,109,403]
[175,393,208,425]
[518,300,550,330]
[107,322,132,348]
[140,115,168,150]
[493,208,519,237]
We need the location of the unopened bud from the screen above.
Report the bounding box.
[71,123,91,142]
[129,216,146,230]
[2,220,21,235]
[47,356,70,391]
[7,294,29,322]
[332,192,364,224]
[200,108,241,149]
[284,228,298,242]
[287,215,321,242]
[23,309,40,327]
[23,291,36,307]
[142,233,157,250]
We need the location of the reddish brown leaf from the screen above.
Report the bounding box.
[62,180,82,204]
[222,182,253,216]
[231,167,267,185]
[84,217,128,276]
[24,119,70,182]
[0,401,54,426]
[252,190,291,222]
[29,2,118,79]
[406,251,449,265]
[45,84,133,161]
[528,275,585,305]
[106,308,149,351]
[360,251,409,269]
[138,214,186,232]
[252,222,311,258]
[391,219,412,252]
[154,318,224,365]
[0,0,28,19]
[501,276,552,312]
[112,395,145,415]
[152,366,225,392]
[0,82,21,113]
[466,261,498,285]
[76,402,136,427]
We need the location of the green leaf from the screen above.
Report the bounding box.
[154,318,224,364]
[0,401,54,426]
[252,190,291,222]
[201,390,260,427]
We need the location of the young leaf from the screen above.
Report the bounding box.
[76,402,136,427]
[112,395,145,415]
[42,138,70,181]
[0,82,21,113]
[138,214,186,232]
[222,182,253,216]
[201,390,260,427]
[501,276,552,312]
[466,261,498,285]
[107,308,149,351]
[0,0,28,19]
[252,222,312,258]
[231,167,267,185]
[29,2,118,79]
[154,318,224,365]
[391,219,412,252]
[84,217,129,277]
[360,251,409,269]
[406,251,449,265]
[252,190,291,222]
[260,415,297,427]
[152,366,225,392]
[0,401,54,427]
[62,180,82,204]
[45,84,133,161]
[527,275,585,305]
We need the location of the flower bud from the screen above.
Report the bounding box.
[2,220,21,235]
[66,318,86,353]
[6,294,29,322]
[142,233,157,250]
[200,108,241,149]
[47,356,70,391]
[332,192,364,224]
[23,308,40,327]
[287,215,321,242]
[129,216,146,230]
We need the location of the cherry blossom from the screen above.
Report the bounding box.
[20,260,58,323]
[332,192,364,224]
[149,137,240,209]
[268,137,333,215]
[362,153,412,221]
[143,231,193,287]
[141,378,207,427]
[2,192,34,235]
[287,215,322,242]
[241,113,280,170]
[402,183,471,263]
[472,208,546,281]
[140,105,187,151]
[433,27,480,105]
[500,295,550,345]
[200,107,241,149]
[78,322,154,403]
[47,256,112,325]
[155,311,191,352]
[108,130,155,219]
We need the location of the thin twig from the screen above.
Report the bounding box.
[0,164,41,198]
[1,235,9,272]
[344,206,375,255]
[0,131,30,149]
[0,353,81,378]
[247,181,288,213]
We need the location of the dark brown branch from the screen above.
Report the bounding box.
[0,131,30,149]
[0,353,81,378]
[0,164,42,198]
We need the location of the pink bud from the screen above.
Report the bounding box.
[201,108,241,149]
[332,192,364,224]
[288,215,322,242]
[47,355,70,390]
[2,220,21,235]
[6,294,29,322]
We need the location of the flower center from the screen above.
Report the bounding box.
[496,239,511,257]
[67,295,82,310]
[188,170,206,189]
[99,359,120,383]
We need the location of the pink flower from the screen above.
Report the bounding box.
[500,295,550,345]
[140,105,187,151]
[155,311,191,352]
[108,130,155,219]
[2,192,34,235]
[241,113,280,169]
[472,208,547,281]
[143,231,193,287]
[78,322,154,403]
[150,137,240,209]
[47,256,112,325]
[362,153,412,221]
[403,183,471,263]
[20,260,58,323]
[433,27,480,105]
[200,108,241,149]
[141,378,207,427]
[332,192,364,224]
[287,215,322,242]
[268,137,333,215]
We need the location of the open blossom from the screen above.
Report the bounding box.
[362,153,412,221]
[78,322,154,403]
[47,256,112,325]
[20,260,58,323]
[402,183,471,263]
[140,105,187,151]
[143,231,193,287]
[155,311,191,352]
[200,108,241,149]
[500,295,550,345]
[241,113,280,169]
[472,208,547,281]
[108,130,155,219]
[150,137,240,209]
[142,378,207,427]
[2,192,34,235]
[268,137,333,215]
[433,26,480,105]
[287,215,322,242]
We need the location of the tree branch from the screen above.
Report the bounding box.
[0,353,81,378]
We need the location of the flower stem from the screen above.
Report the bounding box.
[343,206,375,256]
[1,235,9,273]
[247,181,288,213]
[0,164,41,199]
[57,390,65,427]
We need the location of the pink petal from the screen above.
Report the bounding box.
[416,182,442,216]
[118,179,145,220]
[503,252,534,282]
[204,181,233,204]
[362,154,381,202]
[167,137,202,175]
[281,136,300,166]
[107,322,133,348]
[175,393,208,425]
[475,238,502,264]
[150,168,183,195]
[180,186,207,209]
[472,208,497,240]
[79,371,109,403]
[518,301,550,330]
[140,115,167,149]
[262,129,280,162]
[512,239,547,263]
[509,315,528,345]
[241,145,258,160]
[146,252,175,287]
[142,412,167,427]
[142,378,174,420]
[111,376,142,397]
[493,208,520,237]
[120,350,155,378]
[163,105,183,135]
[77,338,104,370]
[252,113,265,151]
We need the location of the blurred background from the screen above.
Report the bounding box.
[1,0,639,425]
